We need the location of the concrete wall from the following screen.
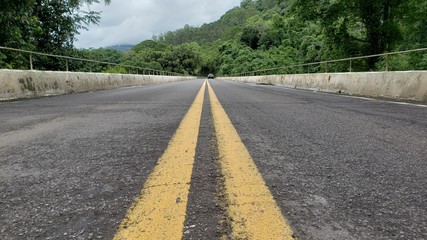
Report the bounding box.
[219,71,427,103]
[0,69,196,101]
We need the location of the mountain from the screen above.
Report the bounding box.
[154,6,259,46]
[106,44,135,52]
[89,0,426,77]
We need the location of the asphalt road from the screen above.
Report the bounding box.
[1,79,426,239]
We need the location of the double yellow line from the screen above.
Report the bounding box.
[114,80,294,239]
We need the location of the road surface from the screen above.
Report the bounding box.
[1,79,426,239]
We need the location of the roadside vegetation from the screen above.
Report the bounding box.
[1,0,426,75]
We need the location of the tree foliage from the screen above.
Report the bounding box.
[0,0,110,68]
[291,0,410,69]
[2,0,426,75]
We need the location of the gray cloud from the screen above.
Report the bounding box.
[75,0,241,48]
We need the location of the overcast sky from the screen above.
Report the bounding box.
[75,0,242,49]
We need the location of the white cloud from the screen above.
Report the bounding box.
[75,0,241,48]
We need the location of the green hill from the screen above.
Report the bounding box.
[155,6,259,45]
[106,44,135,52]
[83,0,427,76]
[2,0,425,75]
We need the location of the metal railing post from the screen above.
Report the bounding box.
[29,53,33,70]
[66,59,69,72]
[385,55,389,71]
[349,59,352,72]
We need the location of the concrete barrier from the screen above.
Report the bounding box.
[0,69,196,101]
[219,71,427,103]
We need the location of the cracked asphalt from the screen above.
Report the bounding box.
[1,79,427,239]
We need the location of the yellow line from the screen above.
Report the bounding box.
[114,80,206,240]
[207,81,294,239]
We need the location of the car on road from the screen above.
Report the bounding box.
[208,73,214,79]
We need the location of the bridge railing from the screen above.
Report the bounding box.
[0,46,185,76]
[228,47,427,77]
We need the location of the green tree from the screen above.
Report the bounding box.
[0,0,110,69]
[76,48,124,72]
[0,0,38,68]
[240,15,270,49]
[32,0,111,69]
[159,43,202,75]
[292,0,406,69]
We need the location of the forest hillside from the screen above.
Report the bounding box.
[1,0,426,76]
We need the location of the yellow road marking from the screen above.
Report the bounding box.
[114,80,206,240]
[207,81,295,239]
